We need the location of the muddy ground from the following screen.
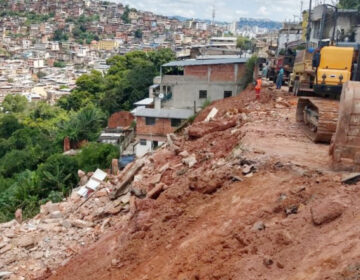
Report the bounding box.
[6,85,360,280]
[46,87,360,280]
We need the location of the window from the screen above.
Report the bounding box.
[199,90,207,99]
[140,139,147,146]
[152,141,159,149]
[224,91,232,98]
[145,117,156,126]
[171,118,182,127]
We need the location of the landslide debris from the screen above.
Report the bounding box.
[2,86,360,280]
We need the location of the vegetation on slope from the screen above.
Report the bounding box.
[0,48,175,222]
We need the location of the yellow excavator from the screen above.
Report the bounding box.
[293,43,360,171]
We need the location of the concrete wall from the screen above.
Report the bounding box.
[135,138,165,158]
[168,82,239,109]
[160,63,246,109]
[310,7,360,45]
[278,32,302,50]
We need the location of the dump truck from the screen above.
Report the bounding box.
[293,44,360,143]
[288,49,315,94]
[267,49,296,84]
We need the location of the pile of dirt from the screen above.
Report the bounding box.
[3,85,360,280]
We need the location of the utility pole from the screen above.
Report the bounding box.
[306,0,313,49]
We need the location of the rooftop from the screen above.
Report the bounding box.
[134,97,154,106]
[162,57,248,67]
[134,108,193,119]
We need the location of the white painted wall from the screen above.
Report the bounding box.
[135,139,165,158]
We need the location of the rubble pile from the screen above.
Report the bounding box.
[0,167,141,279]
[3,86,360,280]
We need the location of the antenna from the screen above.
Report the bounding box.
[212,5,215,26]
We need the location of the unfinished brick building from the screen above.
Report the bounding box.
[154,57,248,109]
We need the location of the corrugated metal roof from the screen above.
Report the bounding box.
[134,97,154,106]
[135,108,193,119]
[162,57,248,67]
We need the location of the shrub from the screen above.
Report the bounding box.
[37,154,79,196]
[77,142,119,172]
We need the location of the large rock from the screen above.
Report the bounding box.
[69,219,94,228]
[15,235,36,248]
[311,200,346,226]
[188,118,237,139]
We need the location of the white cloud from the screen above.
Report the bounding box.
[257,6,269,16]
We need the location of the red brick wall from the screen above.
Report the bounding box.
[136,117,175,136]
[184,64,244,82]
[184,65,208,79]
[108,111,134,129]
[210,64,235,82]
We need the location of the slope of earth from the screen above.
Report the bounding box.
[36,87,360,279]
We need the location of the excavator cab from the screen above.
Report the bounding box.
[314,46,354,99]
[296,44,360,143]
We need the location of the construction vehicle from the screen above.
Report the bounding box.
[288,49,314,94]
[294,44,360,143]
[267,48,296,85]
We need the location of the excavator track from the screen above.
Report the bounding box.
[296,97,339,143]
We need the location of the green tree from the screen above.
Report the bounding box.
[53,29,69,41]
[121,5,131,24]
[37,154,79,196]
[134,29,143,39]
[54,61,66,68]
[236,36,254,51]
[75,70,105,95]
[241,55,258,89]
[37,71,47,78]
[0,149,40,178]
[148,48,176,71]
[77,142,119,172]
[2,94,28,113]
[57,90,93,111]
[58,105,106,142]
[0,114,23,138]
[338,0,360,9]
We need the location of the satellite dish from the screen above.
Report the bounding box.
[159,93,164,99]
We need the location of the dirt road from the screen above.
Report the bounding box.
[46,87,360,280]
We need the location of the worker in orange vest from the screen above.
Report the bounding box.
[255,76,262,100]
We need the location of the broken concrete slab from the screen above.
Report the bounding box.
[341,173,360,185]
[147,183,165,199]
[205,107,218,122]
[242,164,255,175]
[110,159,145,200]
[182,154,197,168]
[0,272,12,278]
[69,219,94,228]
[14,235,36,248]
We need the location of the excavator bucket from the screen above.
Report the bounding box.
[331,81,360,171]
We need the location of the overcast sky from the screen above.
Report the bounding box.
[111,0,337,22]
